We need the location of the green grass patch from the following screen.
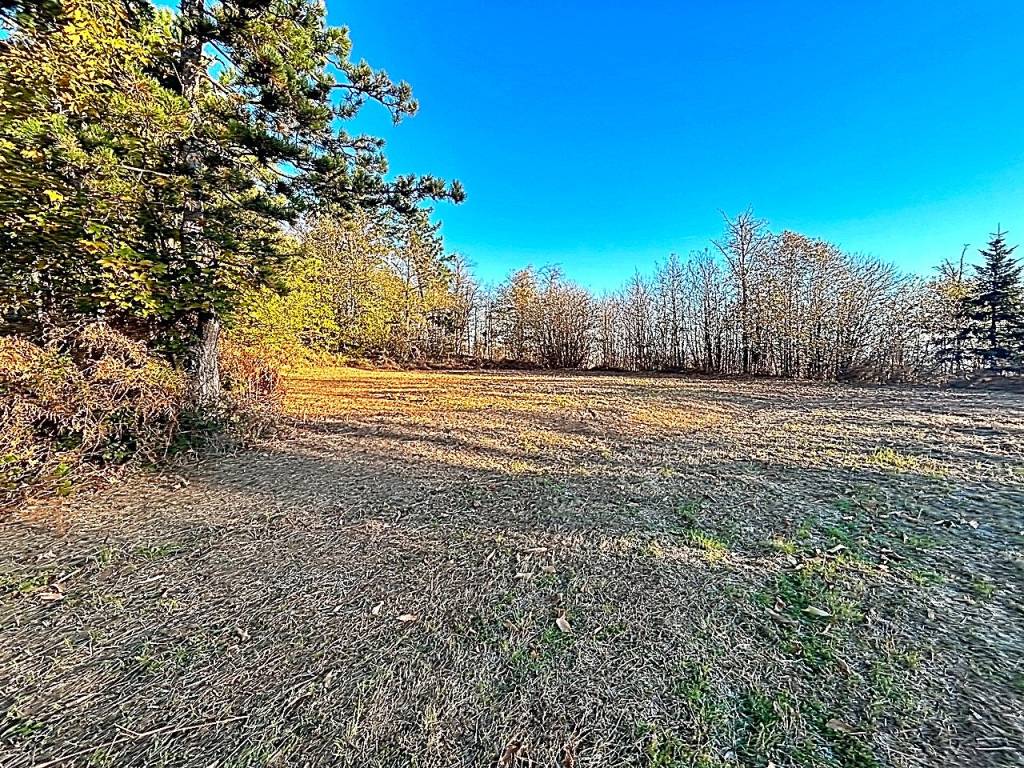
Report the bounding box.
[970,578,996,600]
[668,501,731,562]
[770,536,799,556]
[0,570,51,598]
[736,687,796,763]
[756,559,867,671]
[2,704,46,741]
[135,542,183,560]
[636,722,726,768]
[505,623,573,678]
[866,447,943,478]
[669,663,730,748]
[678,528,729,563]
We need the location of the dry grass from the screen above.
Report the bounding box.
[1,368,1022,767]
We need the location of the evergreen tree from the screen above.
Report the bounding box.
[1,0,463,403]
[1,0,173,337]
[960,230,1024,371]
[929,247,971,374]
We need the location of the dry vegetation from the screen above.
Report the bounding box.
[1,368,1023,767]
[0,325,185,510]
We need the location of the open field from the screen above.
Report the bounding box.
[2,368,1023,767]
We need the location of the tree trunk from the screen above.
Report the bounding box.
[189,312,221,408]
[179,0,222,406]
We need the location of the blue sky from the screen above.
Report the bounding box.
[331,1,1024,289]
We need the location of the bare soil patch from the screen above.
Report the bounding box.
[2,369,1022,767]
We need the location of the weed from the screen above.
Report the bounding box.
[909,567,944,586]
[136,542,182,560]
[158,597,182,614]
[133,642,163,674]
[671,664,729,747]
[756,560,867,671]
[506,624,572,678]
[826,732,880,768]
[680,529,729,562]
[901,532,936,550]
[823,523,858,548]
[770,536,798,556]
[645,540,666,559]
[867,447,943,477]
[595,621,629,640]
[867,661,914,719]
[773,563,864,624]
[636,723,724,768]
[0,570,50,598]
[970,578,996,600]
[795,519,814,542]
[674,500,702,527]
[3,705,46,740]
[817,714,880,768]
[95,545,123,567]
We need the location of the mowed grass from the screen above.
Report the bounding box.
[1,368,1022,767]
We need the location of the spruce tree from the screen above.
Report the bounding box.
[961,229,1024,371]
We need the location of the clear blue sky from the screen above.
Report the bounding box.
[337,1,1023,289]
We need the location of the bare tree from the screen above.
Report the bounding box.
[713,209,772,374]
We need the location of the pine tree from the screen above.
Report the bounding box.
[1,0,463,403]
[961,229,1024,371]
[169,0,464,403]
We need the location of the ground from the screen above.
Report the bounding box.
[1,368,1023,768]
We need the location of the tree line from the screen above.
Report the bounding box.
[251,209,1023,381]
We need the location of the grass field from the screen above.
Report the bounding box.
[2,369,1023,767]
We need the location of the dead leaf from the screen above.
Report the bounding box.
[371,601,384,616]
[555,615,571,633]
[767,609,798,626]
[498,742,524,767]
[541,565,556,574]
[560,742,576,768]
[803,605,831,618]
[826,717,856,734]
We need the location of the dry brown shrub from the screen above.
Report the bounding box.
[0,324,185,512]
[217,337,285,442]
